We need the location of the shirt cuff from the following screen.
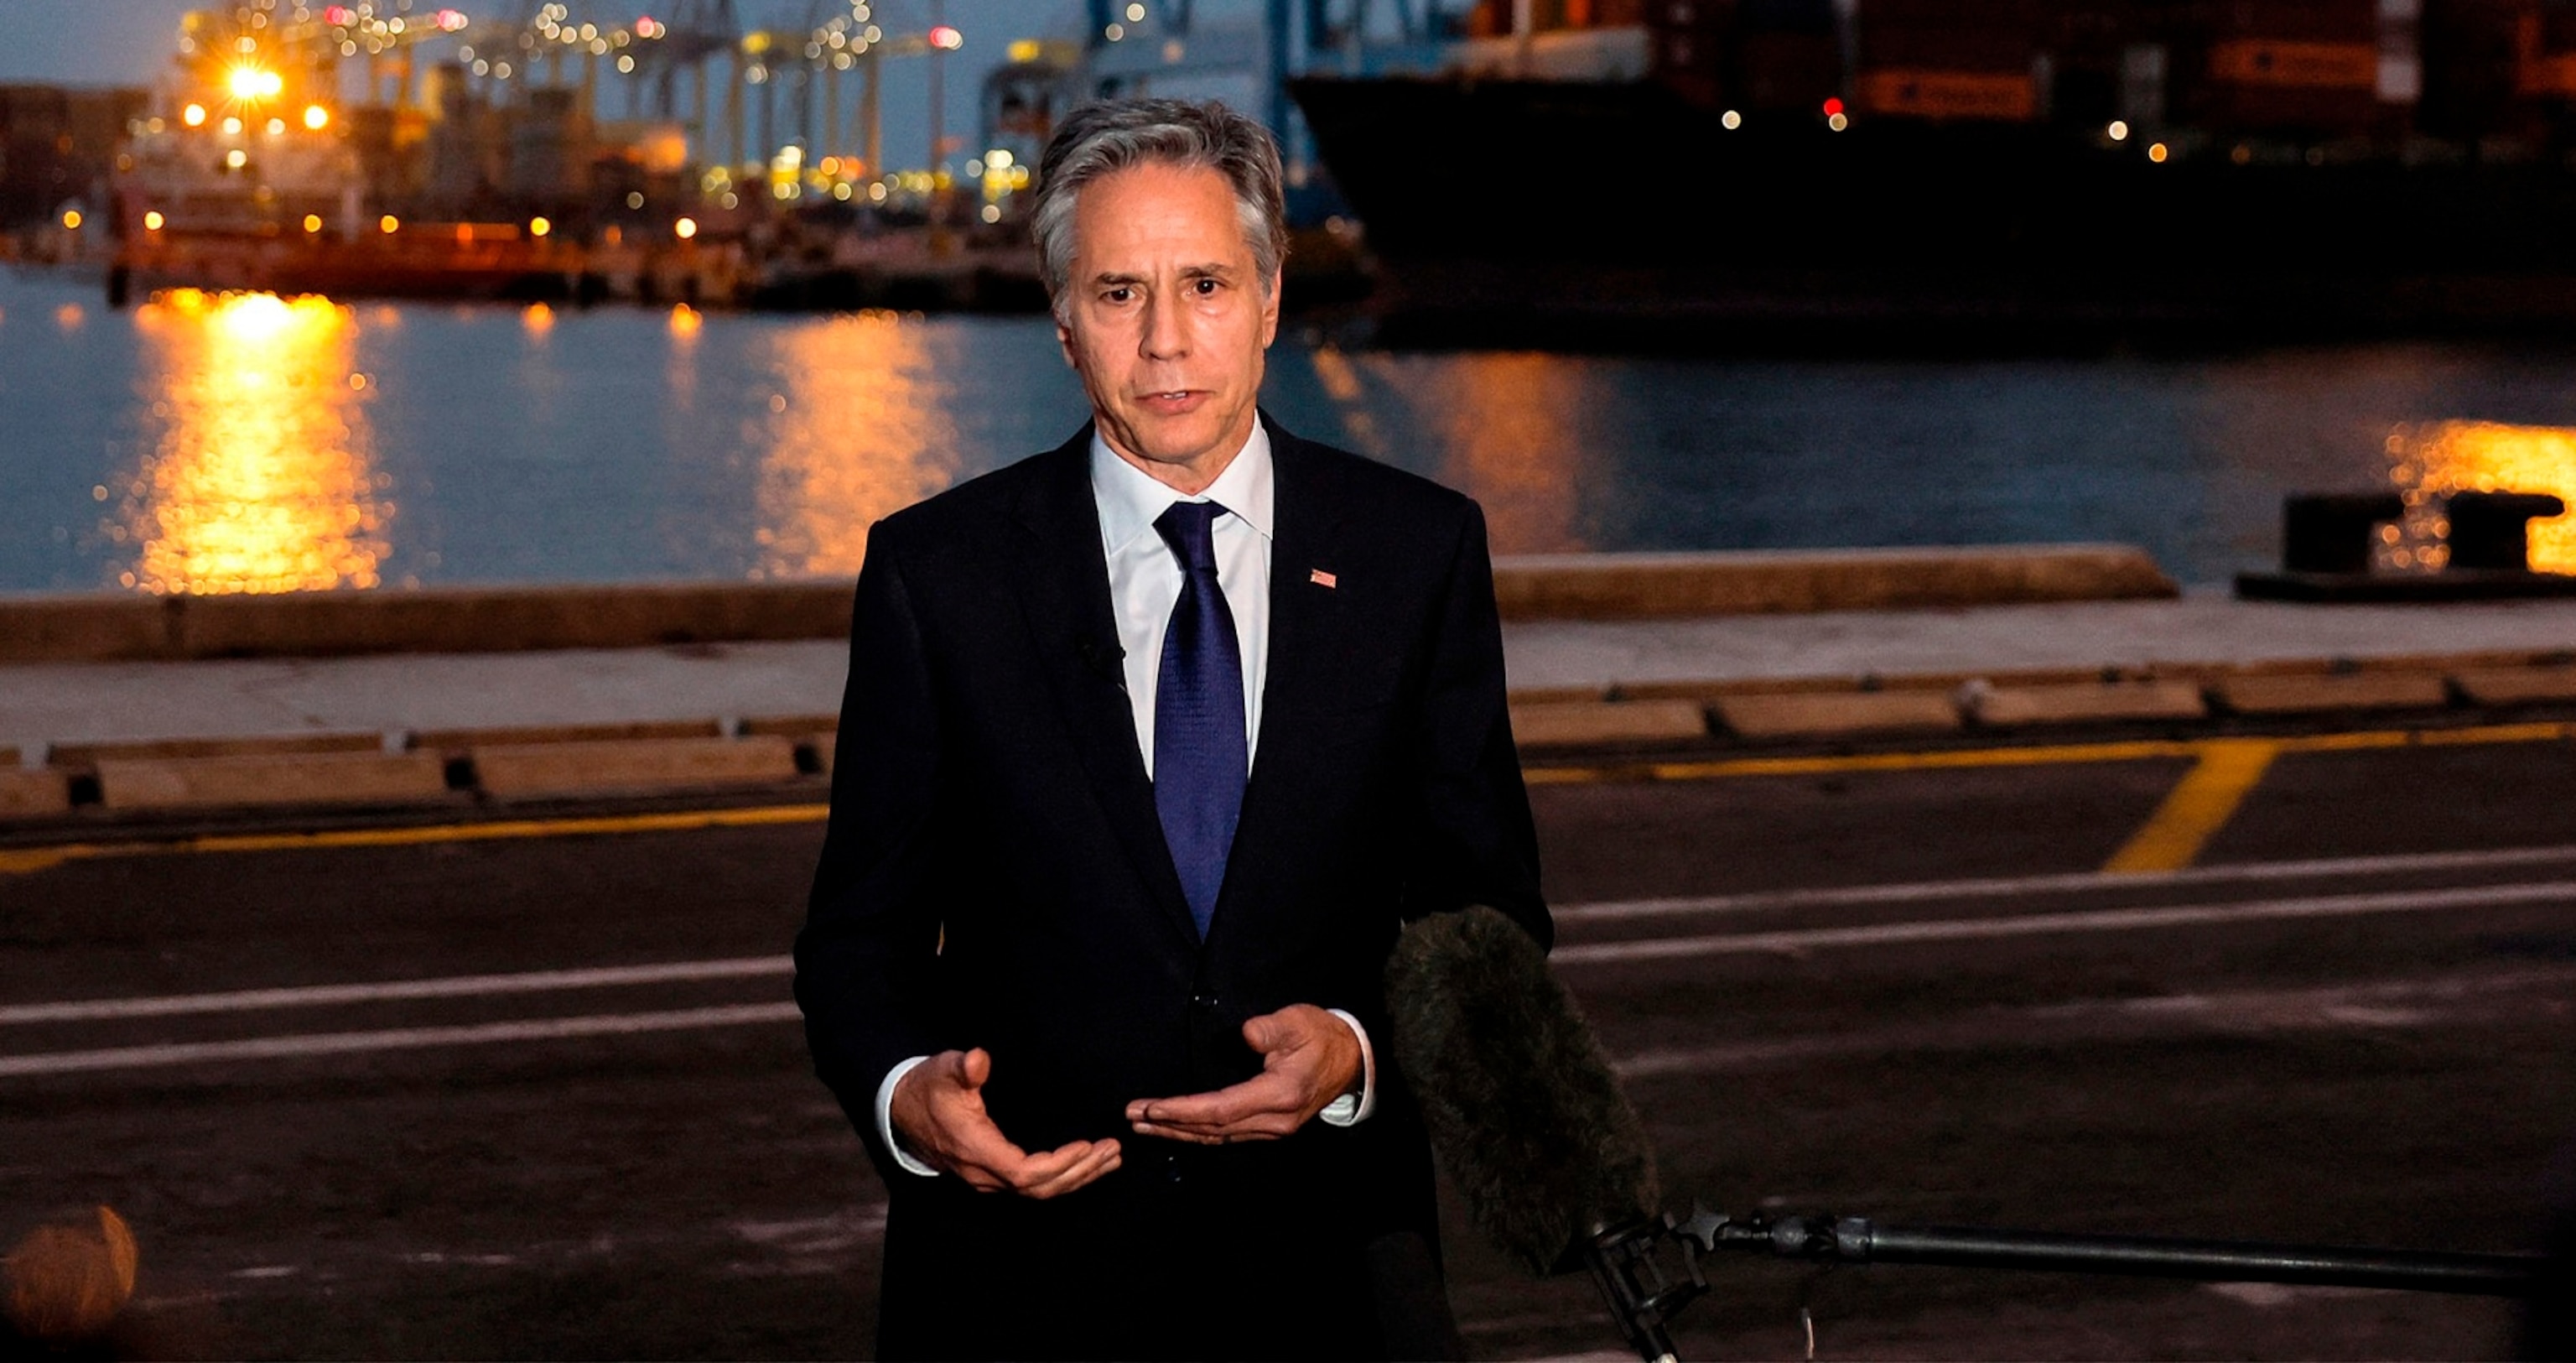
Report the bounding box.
[874,1054,941,1177]
[1317,1008,1377,1126]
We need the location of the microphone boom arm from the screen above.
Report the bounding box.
[1581,1205,2544,1362]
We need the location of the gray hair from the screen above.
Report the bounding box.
[1029,97,1288,322]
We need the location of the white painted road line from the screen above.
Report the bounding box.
[1554,878,2576,967]
[0,1001,804,1078]
[11,845,2575,1050]
[8,879,2570,1078]
[1552,843,2576,926]
[1610,964,2576,1079]
[0,955,796,1027]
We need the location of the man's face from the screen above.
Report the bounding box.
[1057,161,1280,493]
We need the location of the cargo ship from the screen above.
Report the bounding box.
[1289,0,2576,346]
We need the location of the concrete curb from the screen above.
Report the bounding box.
[2454,665,2576,706]
[0,580,857,664]
[0,545,2175,664]
[2214,673,2452,715]
[1711,690,1964,740]
[49,732,387,767]
[412,721,726,753]
[469,736,802,801]
[0,770,71,818]
[1490,544,2176,620]
[95,752,452,812]
[1508,700,1709,748]
[8,649,2575,821]
[1969,680,2209,728]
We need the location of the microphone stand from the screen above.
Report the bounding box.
[1577,1205,2545,1363]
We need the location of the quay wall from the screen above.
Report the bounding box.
[0,544,2175,664]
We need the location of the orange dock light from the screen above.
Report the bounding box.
[182,103,207,127]
[529,216,552,238]
[380,214,400,234]
[674,216,699,240]
[227,67,285,101]
[60,210,82,231]
[303,213,323,233]
[303,105,330,130]
[143,211,166,232]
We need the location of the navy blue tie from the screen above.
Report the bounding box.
[1152,501,1247,938]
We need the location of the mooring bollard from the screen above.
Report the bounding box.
[2445,491,2567,573]
[2280,492,2405,575]
[2239,487,2576,601]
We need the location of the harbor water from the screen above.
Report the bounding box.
[3,268,2571,596]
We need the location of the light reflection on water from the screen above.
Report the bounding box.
[9,267,2576,595]
[745,310,959,579]
[1309,346,1587,554]
[119,289,389,594]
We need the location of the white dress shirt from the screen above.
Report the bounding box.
[874,417,1374,1178]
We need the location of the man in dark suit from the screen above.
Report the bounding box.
[795,96,1550,1360]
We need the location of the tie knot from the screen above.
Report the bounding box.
[1154,500,1228,575]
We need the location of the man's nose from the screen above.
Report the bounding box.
[1140,292,1187,361]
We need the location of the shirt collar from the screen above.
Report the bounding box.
[1090,416,1275,558]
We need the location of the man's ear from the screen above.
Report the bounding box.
[1056,315,1078,369]
[1259,268,1282,348]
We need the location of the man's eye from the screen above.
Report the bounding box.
[1192,278,1220,296]
[1104,287,1132,304]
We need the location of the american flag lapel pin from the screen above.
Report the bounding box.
[1309,569,1337,589]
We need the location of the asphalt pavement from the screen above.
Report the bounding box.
[5,700,2573,1359]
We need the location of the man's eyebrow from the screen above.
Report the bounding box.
[1088,264,1239,286]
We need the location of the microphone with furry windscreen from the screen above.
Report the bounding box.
[1384,905,1685,1360]
[1386,906,2547,1363]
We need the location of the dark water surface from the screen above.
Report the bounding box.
[4,268,2572,595]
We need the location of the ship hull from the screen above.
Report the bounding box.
[1289,75,2576,347]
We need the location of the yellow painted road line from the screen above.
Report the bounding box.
[2101,739,2283,875]
[1524,739,2202,786]
[3,721,2568,877]
[0,804,829,878]
[1523,720,2574,786]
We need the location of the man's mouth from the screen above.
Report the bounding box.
[1138,389,1207,414]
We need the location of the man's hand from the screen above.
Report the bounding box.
[1124,1005,1362,1144]
[889,1048,1122,1197]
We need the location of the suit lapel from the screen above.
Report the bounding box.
[1221,419,1352,929]
[1008,429,1202,950]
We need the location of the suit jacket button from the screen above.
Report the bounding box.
[1190,993,1217,1010]
[1166,1155,1184,1184]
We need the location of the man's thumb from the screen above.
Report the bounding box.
[1242,1014,1291,1054]
[958,1047,993,1089]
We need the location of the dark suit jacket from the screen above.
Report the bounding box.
[795,417,1550,1360]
